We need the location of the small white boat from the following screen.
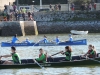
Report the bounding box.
[70,30,88,35]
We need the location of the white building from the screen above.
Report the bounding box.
[0,0,15,10]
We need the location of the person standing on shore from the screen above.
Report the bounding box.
[58,3,61,11]
[49,4,52,11]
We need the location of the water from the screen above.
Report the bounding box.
[0,33,100,75]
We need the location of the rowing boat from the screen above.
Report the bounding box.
[0,53,100,69]
[1,39,87,47]
[70,30,88,35]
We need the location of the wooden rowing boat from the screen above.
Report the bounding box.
[70,30,88,35]
[0,53,100,69]
[1,39,87,47]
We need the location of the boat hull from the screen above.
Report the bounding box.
[71,30,88,35]
[1,39,87,47]
[0,54,100,69]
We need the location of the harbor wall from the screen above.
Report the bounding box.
[0,21,38,36]
[0,20,100,36]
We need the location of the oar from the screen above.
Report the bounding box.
[33,59,44,69]
[88,58,100,63]
[51,51,63,56]
[81,55,100,63]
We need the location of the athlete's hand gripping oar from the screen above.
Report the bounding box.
[33,59,44,69]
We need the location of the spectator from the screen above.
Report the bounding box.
[49,4,52,11]
[58,3,61,11]
[13,4,16,12]
[22,8,26,13]
[9,5,13,13]
[70,3,75,13]
[22,13,25,21]
[93,3,96,11]
[89,3,92,11]
[81,4,85,11]
[15,12,18,21]
[28,12,31,19]
[7,14,10,21]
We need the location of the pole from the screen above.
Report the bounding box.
[40,0,42,9]
[16,0,19,10]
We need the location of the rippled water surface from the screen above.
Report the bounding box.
[0,33,100,75]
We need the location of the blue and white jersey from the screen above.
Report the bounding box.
[43,38,48,43]
[54,38,60,43]
[23,40,31,43]
[12,37,18,43]
[69,37,73,41]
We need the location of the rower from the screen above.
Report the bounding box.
[69,34,73,41]
[40,35,48,43]
[61,46,72,61]
[53,36,60,44]
[11,34,20,43]
[35,48,47,63]
[0,46,21,64]
[84,45,96,58]
[22,38,31,43]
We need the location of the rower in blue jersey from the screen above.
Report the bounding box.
[22,38,31,43]
[40,35,48,43]
[11,34,19,43]
[69,34,73,41]
[53,36,60,44]
[43,35,48,43]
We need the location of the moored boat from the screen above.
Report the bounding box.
[1,39,87,47]
[0,53,100,69]
[70,30,88,35]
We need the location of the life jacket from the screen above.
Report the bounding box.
[12,52,21,63]
[88,50,96,58]
[36,53,46,63]
[65,51,71,61]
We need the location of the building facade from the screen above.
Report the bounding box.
[0,0,15,10]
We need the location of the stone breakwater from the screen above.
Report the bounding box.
[37,21,100,34]
[34,11,100,21]
[0,21,100,36]
[0,21,38,36]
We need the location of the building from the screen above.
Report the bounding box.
[0,0,15,10]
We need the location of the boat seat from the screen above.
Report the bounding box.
[72,56,81,60]
[27,59,34,63]
[21,59,28,64]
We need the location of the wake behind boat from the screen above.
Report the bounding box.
[1,39,87,47]
[0,53,100,69]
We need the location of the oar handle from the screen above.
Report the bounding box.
[51,51,63,56]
